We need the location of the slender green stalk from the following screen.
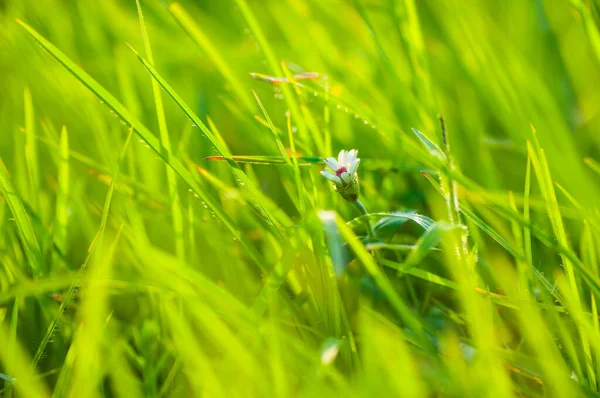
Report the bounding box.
[353,199,375,240]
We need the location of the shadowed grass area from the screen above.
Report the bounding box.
[1,0,600,396]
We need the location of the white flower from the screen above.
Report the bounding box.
[320,149,361,201]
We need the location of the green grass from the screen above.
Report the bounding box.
[2,0,600,396]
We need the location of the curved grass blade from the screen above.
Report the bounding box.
[411,128,446,161]
[347,211,435,231]
[128,44,286,243]
[16,19,263,267]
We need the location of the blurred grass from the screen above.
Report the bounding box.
[1,0,600,396]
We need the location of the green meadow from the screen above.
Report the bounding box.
[1,0,600,396]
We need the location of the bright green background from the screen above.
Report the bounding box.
[1,0,600,396]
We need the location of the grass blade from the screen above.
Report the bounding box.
[53,126,69,272]
[135,0,186,260]
[128,44,287,244]
[24,87,40,212]
[16,18,264,268]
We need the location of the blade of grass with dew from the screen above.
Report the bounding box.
[16,19,264,268]
[128,44,286,244]
[167,2,256,112]
[0,157,44,276]
[136,0,185,260]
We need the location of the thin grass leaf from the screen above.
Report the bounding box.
[23,87,40,212]
[348,211,435,231]
[528,135,594,387]
[128,44,287,244]
[16,19,264,268]
[136,0,186,260]
[411,128,446,160]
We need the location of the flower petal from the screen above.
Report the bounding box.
[349,158,361,175]
[347,149,357,164]
[321,170,342,184]
[337,149,346,165]
[340,171,353,183]
[324,157,338,171]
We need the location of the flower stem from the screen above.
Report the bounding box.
[353,199,376,240]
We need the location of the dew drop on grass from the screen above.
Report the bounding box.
[336,105,341,109]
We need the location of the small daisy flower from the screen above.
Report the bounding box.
[320,149,361,202]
